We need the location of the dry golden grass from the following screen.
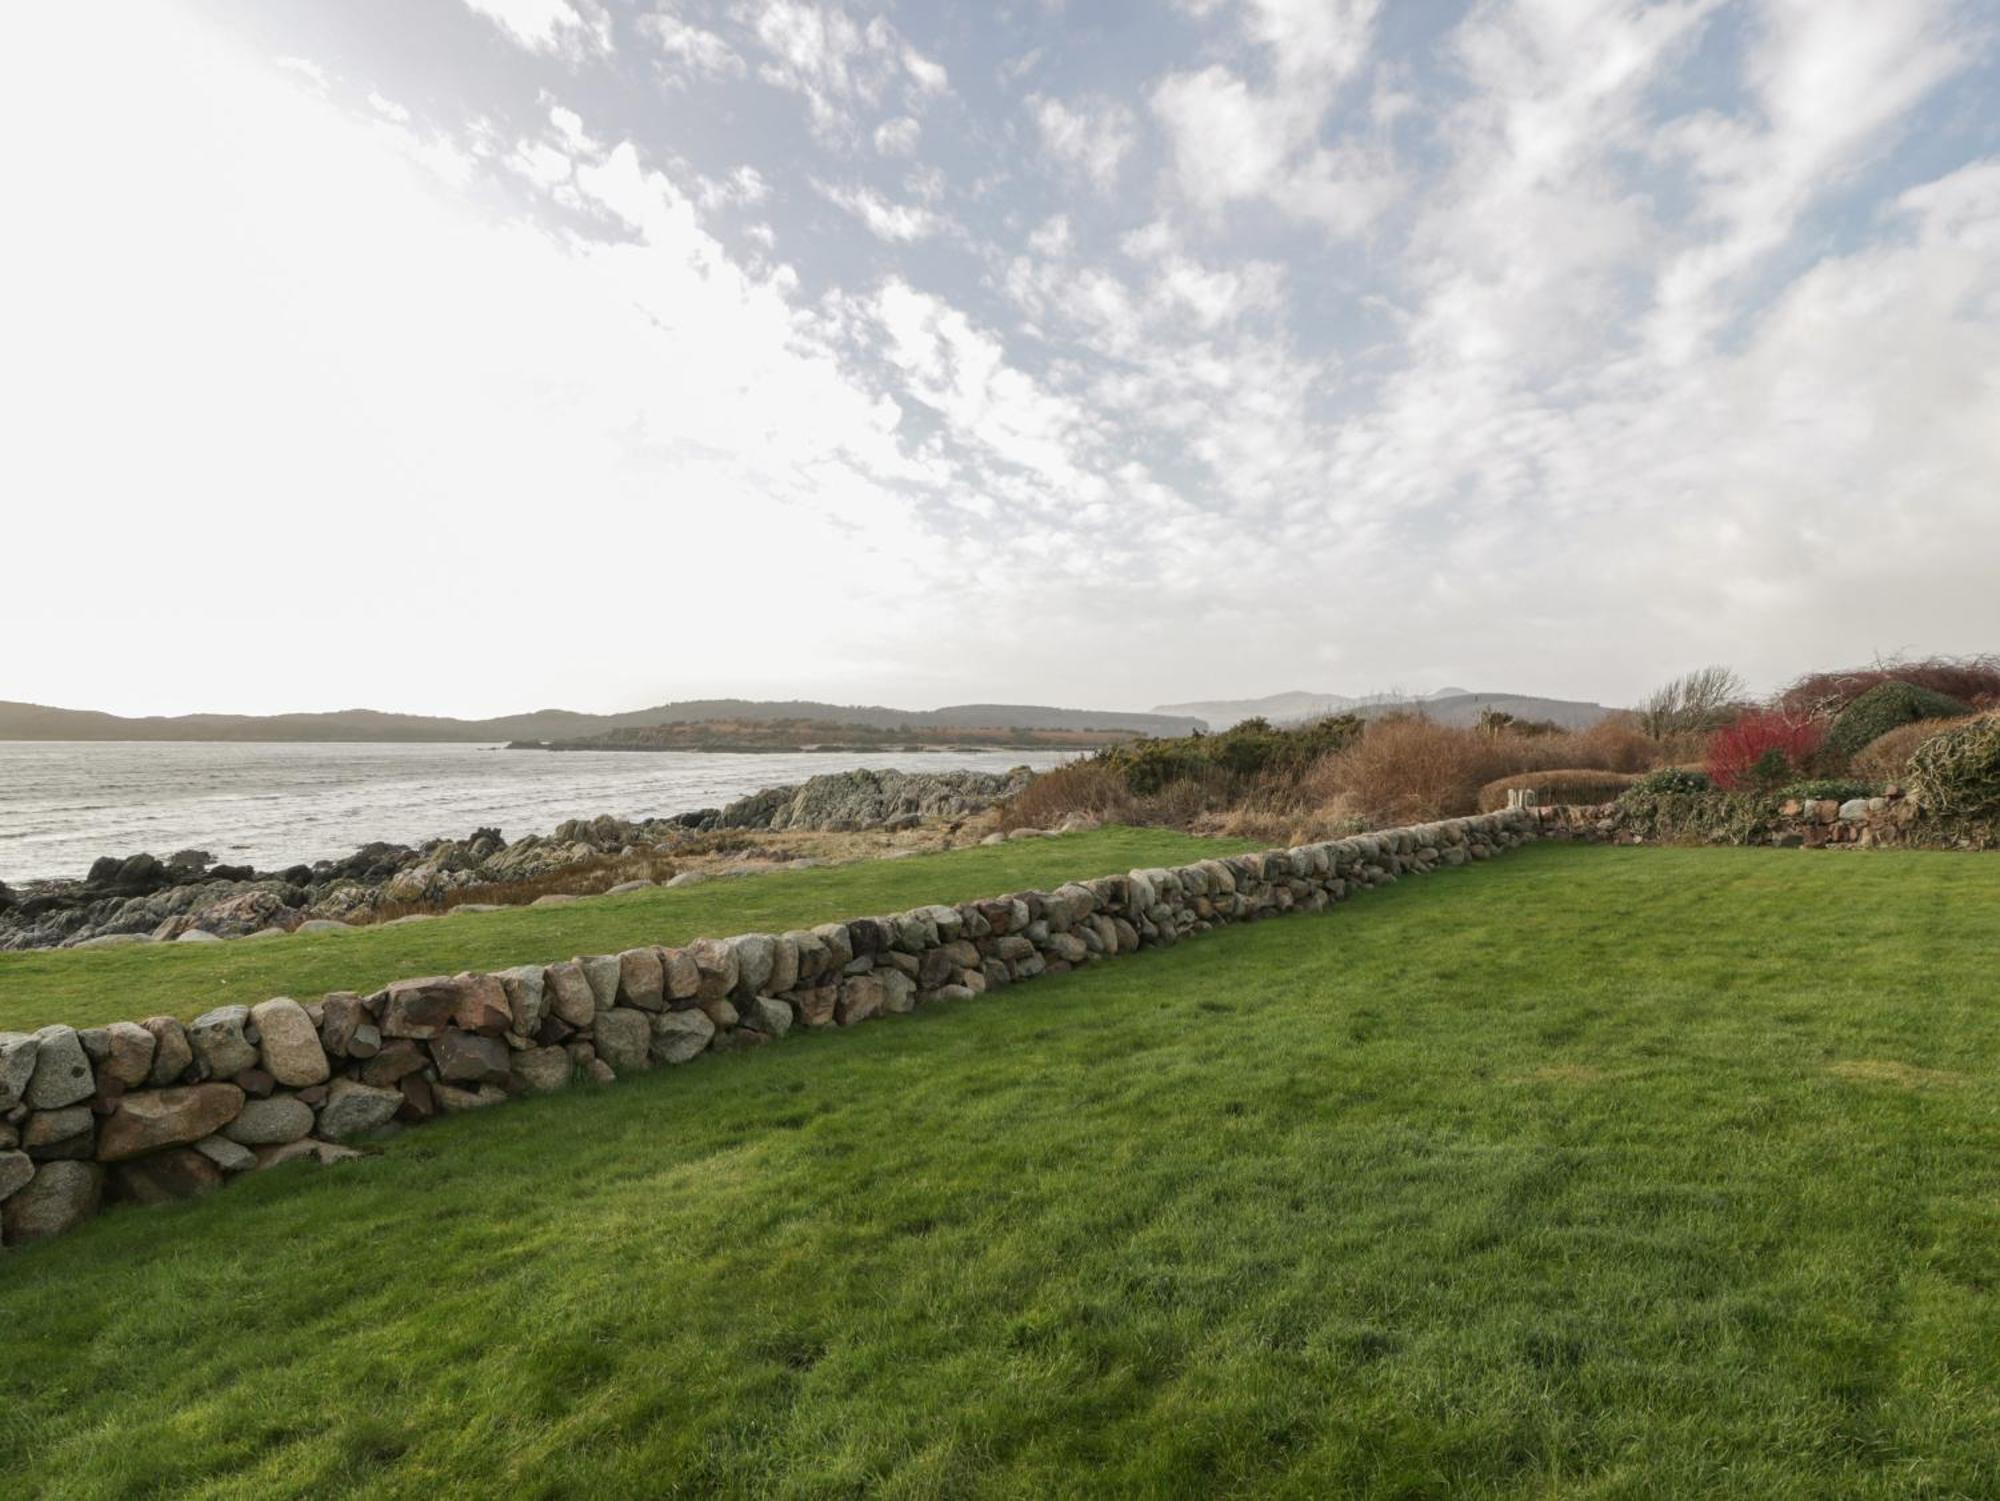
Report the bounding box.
[995,762,1134,831]
[1509,1063,1614,1086]
[1826,1059,1965,1091]
[1307,717,1512,824]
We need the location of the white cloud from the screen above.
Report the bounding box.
[0,4,947,715]
[873,115,920,155]
[1028,214,1073,257]
[1241,0,1379,85]
[1150,0,1396,233]
[741,1,946,138]
[4,0,1996,719]
[1402,0,1721,377]
[1029,94,1136,191]
[1649,0,1973,363]
[698,163,771,209]
[868,280,1109,505]
[460,0,610,58]
[275,55,328,88]
[815,181,945,241]
[639,9,745,78]
[901,44,949,97]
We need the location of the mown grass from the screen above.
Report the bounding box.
[5,843,2000,1497]
[0,828,1256,1032]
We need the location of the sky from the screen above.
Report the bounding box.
[2,0,1997,719]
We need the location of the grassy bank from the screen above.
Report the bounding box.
[5,843,1999,1496]
[0,828,1256,1033]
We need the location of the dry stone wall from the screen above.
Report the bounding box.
[1520,790,1996,849]
[0,810,1536,1250]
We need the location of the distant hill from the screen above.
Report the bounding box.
[1367,692,1613,730]
[1152,689,1611,731]
[0,698,1206,744]
[517,719,1145,754]
[1153,687,1468,724]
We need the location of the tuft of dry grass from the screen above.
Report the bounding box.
[1826,1059,1965,1091]
[1509,1063,1613,1086]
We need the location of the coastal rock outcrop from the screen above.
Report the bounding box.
[673,767,1035,833]
[0,767,1037,953]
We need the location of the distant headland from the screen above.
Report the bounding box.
[0,698,1208,745]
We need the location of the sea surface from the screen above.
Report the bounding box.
[0,741,1076,884]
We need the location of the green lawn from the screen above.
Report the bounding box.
[0,828,1256,1032]
[5,842,2000,1498]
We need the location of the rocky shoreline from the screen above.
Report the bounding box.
[0,767,1037,953]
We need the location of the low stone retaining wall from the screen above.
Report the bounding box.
[0,811,1535,1250]
[1522,790,1996,849]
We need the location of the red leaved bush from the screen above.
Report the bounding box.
[1706,712,1825,791]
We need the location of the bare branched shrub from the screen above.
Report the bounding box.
[1639,666,1747,739]
[1776,655,2000,719]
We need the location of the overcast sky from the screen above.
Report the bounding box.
[3,0,1996,719]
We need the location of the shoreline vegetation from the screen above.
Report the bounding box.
[999,656,2000,847]
[8,654,1997,951]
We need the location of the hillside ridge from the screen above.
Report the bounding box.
[0,698,1206,743]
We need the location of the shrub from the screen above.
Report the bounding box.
[1002,706,1673,835]
[1822,682,1971,762]
[1851,716,1981,785]
[1627,768,1714,796]
[1706,713,1824,792]
[1476,770,1642,811]
[1777,654,2000,719]
[1905,714,2000,816]
[998,761,1135,831]
[1313,717,1513,824]
[1776,779,1877,803]
[1095,715,1364,796]
[1563,716,1663,773]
